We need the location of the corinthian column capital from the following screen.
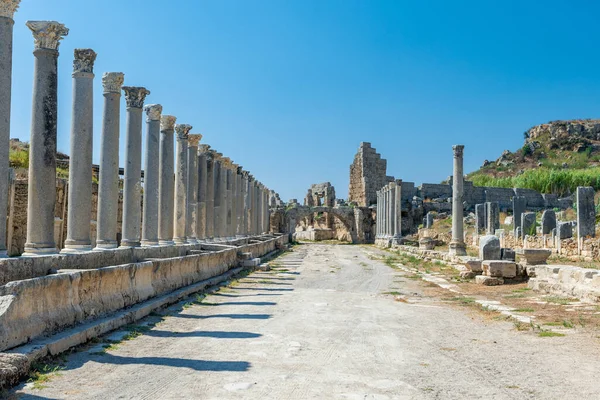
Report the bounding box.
[160,115,176,131]
[188,134,202,147]
[144,104,163,121]
[26,21,69,50]
[453,144,464,158]
[175,124,192,140]
[198,144,211,153]
[123,86,150,108]
[0,0,20,19]
[102,72,124,94]
[73,49,97,74]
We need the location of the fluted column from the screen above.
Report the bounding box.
[223,158,233,238]
[120,86,150,248]
[264,187,270,233]
[174,124,191,244]
[247,176,254,235]
[197,144,209,241]
[219,155,228,238]
[230,164,238,237]
[205,150,215,240]
[0,1,20,256]
[186,134,201,243]
[95,72,124,250]
[376,191,381,238]
[255,182,262,235]
[236,167,243,236]
[158,115,176,245]
[62,49,97,253]
[141,104,162,246]
[23,21,69,256]
[449,145,467,256]
[241,171,249,235]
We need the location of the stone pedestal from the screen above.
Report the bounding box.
[120,86,150,248]
[63,49,96,253]
[23,21,69,256]
[0,1,20,257]
[95,72,124,250]
[158,115,176,245]
[173,124,192,244]
[449,145,467,256]
[186,134,201,243]
[141,104,162,246]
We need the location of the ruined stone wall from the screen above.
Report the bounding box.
[6,179,122,256]
[348,142,389,207]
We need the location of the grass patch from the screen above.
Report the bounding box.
[513,308,535,313]
[544,296,578,305]
[447,296,476,305]
[28,362,63,390]
[538,331,566,337]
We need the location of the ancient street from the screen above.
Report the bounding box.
[13,243,600,399]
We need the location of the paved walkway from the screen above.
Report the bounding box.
[12,244,600,399]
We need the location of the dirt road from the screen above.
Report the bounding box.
[12,243,600,399]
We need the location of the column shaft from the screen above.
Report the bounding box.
[213,159,223,238]
[158,116,175,245]
[141,104,162,246]
[95,73,123,249]
[449,145,467,255]
[205,154,215,239]
[197,151,207,240]
[186,135,201,243]
[173,124,191,244]
[63,50,96,252]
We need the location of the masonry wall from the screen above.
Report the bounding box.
[348,142,389,207]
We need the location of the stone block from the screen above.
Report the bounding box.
[521,212,536,237]
[465,259,483,273]
[516,248,551,266]
[501,248,515,261]
[577,186,595,238]
[475,275,504,286]
[541,210,556,235]
[242,258,261,267]
[479,235,501,261]
[460,271,476,279]
[557,221,573,239]
[482,260,517,278]
[485,202,500,234]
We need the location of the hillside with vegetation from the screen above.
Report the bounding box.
[467,119,600,196]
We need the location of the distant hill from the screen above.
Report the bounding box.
[466,120,600,196]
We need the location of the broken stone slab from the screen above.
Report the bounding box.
[460,271,476,279]
[515,248,551,266]
[419,237,435,250]
[482,260,517,278]
[541,210,556,235]
[0,353,30,390]
[475,275,504,286]
[479,235,501,261]
[464,259,483,273]
[557,221,573,239]
[242,258,261,267]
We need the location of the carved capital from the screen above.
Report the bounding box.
[205,151,214,162]
[26,21,69,50]
[144,104,162,121]
[102,72,124,94]
[160,115,176,131]
[175,124,192,140]
[0,0,20,19]
[73,49,97,74]
[237,166,243,174]
[198,144,211,153]
[453,144,464,158]
[214,152,223,161]
[123,86,150,109]
[188,134,202,147]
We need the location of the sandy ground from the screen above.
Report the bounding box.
[11,243,600,399]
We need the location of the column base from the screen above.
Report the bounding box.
[22,245,58,257]
[119,240,141,248]
[159,240,175,246]
[187,238,198,244]
[173,237,187,245]
[448,241,467,256]
[141,240,159,247]
[94,240,118,250]
[391,235,403,245]
[61,245,93,254]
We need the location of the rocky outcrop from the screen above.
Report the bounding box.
[527,119,600,141]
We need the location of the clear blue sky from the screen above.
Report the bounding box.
[9,0,600,202]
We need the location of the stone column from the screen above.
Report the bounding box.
[62,49,96,253]
[141,104,162,246]
[376,191,380,238]
[95,72,124,250]
[173,123,192,244]
[231,164,239,237]
[256,183,263,235]
[449,144,467,256]
[388,184,395,240]
[197,145,209,241]
[381,187,388,237]
[393,179,402,242]
[212,154,223,238]
[158,115,176,245]
[23,21,69,256]
[242,172,249,235]
[263,187,270,234]
[220,157,230,238]
[186,134,201,243]
[120,86,150,248]
[204,151,215,239]
[512,196,526,236]
[236,167,243,236]
[0,1,20,256]
[223,159,233,238]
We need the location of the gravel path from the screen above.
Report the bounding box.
[12,243,600,399]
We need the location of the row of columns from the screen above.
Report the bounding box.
[375,180,402,241]
[0,7,275,256]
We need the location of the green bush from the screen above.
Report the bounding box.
[9,148,29,168]
[470,167,600,197]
